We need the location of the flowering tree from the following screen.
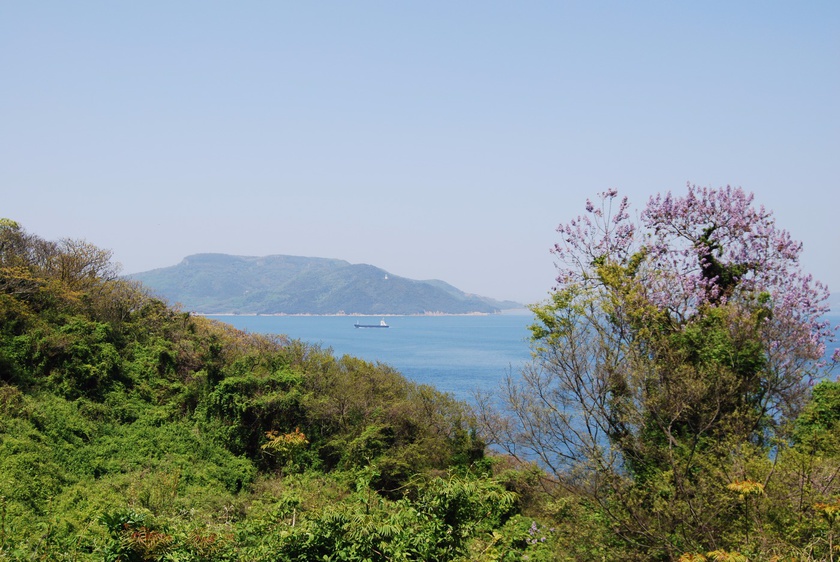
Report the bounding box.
[482,185,837,557]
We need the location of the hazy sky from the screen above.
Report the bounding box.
[2,2,838,305]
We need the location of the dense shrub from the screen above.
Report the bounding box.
[0,221,507,560]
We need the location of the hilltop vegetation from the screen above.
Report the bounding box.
[0,220,535,560]
[4,184,840,562]
[481,187,840,560]
[129,253,519,315]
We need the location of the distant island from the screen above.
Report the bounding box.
[128,253,521,315]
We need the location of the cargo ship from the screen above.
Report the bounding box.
[354,318,389,328]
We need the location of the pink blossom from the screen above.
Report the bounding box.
[551,184,837,402]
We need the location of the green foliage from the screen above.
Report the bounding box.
[227,472,516,561]
[40,317,124,399]
[483,188,840,560]
[204,367,304,457]
[261,427,310,472]
[0,223,505,560]
[793,380,840,451]
[8,219,840,560]
[517,275,796,558]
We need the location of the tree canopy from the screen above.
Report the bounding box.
[481,185,839,560]
[4,205,840,561]
[0,221,526,561]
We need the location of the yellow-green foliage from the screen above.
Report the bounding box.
[0,222,514,561]
[4,220,840,561]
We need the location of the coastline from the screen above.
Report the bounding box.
[197,308,531,318]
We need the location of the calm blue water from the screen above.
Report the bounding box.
[206,313,840,404]
[205,311,534,402]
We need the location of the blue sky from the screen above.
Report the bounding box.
[2,2,838,305]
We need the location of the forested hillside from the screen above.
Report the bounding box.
[129,253,519,315]
[4,202,840,561]
[0,220,534,560]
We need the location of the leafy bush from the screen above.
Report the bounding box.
[0,221,503,560]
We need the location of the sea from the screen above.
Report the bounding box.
[206,312,840,404]
[205,311,534,403]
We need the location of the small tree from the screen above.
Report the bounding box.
[482,185,836,558]
[261,427,309,472]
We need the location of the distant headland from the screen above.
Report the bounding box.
[128,253,521,315]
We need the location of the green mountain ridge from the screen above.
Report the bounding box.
[129,253,521,314]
